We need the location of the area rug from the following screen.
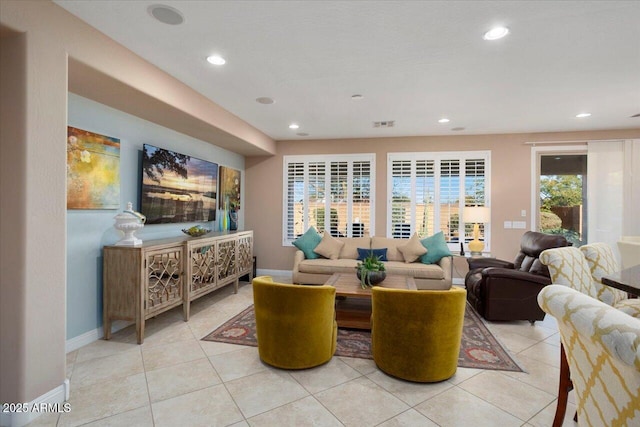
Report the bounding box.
[202,304,523,372]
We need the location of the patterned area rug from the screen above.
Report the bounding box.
[202,303,523,372]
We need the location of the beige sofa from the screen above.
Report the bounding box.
[292,236,452,290]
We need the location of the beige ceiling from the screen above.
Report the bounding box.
[55,0,640,141]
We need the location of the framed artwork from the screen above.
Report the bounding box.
[67,126,120,209]
[140,144,218,224]
[219,166,241,211]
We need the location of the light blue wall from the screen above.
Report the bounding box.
[66,93,245,339]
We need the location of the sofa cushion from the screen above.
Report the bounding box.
[293,227,322,259]
[384,261,445,280]
[338,237,371,259]
[420,232,452,264]
[357,247,388,261]
[314,231,345,260]
[398,233,428,263]
[371,236,404,262]
[298,258,359,275]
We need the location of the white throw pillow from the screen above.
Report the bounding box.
[314,231,345,260]
[398,233,428,263]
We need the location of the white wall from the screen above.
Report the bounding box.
[67,93,245,340]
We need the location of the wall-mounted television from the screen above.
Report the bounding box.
[140,144,218,224]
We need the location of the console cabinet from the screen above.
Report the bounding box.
[103,230,253,343]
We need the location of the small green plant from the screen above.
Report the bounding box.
[356,251,386,288]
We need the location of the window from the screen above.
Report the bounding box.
[283,154,375,245]
[387,151,491,250]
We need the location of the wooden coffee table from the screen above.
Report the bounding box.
[325,273,417,330]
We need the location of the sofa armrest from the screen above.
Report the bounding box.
[467,257,514,270]
[483,267,551,286]
[437,255,453,285]
[292,250,305,283]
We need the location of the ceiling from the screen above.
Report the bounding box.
[55,0,640,141]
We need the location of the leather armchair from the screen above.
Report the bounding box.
[465,231,568,322]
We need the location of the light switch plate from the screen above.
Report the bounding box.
[521,209,527,217]
[513,221,527,229]
[504,221,513,229]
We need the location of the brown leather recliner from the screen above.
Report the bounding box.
[465,231,569,322]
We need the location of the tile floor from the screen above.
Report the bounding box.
[29,279,579,427]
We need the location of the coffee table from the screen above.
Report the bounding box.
[324,273,417,330]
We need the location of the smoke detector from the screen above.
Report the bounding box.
[373,120,395,128]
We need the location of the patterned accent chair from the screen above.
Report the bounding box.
[540,246,640,317]
[580,243,640,318]
[538,285,640,427]
[252,276,337,369]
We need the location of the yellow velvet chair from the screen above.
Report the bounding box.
[371,287,466,382]
[252,276,337,369]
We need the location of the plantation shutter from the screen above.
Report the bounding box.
[351,161,371,237]
[416,160,435,237]
[390,160,412,238]
[439,159,460,242]
[283,154,375,245]
[285,161,304,242]
[464,158,487,240]
[328,161,348,236]
[387,151,490,250]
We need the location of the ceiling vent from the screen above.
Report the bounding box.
[631,113,640,118]
[373,120,395,128]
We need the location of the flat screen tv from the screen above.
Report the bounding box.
[140,144,218,224]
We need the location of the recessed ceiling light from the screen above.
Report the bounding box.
[483,26,509,41]
[351,94,364,100]
[289,123,300,129]
[148,5,184,25]
[256,97,275,105]
[206,55,226,65]
[576,112,592,118]
[438,118,450,123]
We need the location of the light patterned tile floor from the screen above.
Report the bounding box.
[30,279,579,426]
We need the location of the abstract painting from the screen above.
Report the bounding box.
[67,126,120,209]
[218,166,241,211]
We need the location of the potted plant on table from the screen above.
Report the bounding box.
[356,251,386,289]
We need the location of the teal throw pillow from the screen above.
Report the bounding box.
[293,227,322,259]
[357,248,388,261]
[420,232,452,264]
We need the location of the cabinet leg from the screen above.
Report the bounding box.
[103,318,112,340]
[184,300,190,321]
[234,279,239,294]
[136,318,145,344]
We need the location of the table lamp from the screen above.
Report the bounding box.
[465,206,490,256]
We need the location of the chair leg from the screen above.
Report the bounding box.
[553,343,573,427]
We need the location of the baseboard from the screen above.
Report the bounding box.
[255,269,292,279]
[0,380,69,427]
[65,320,131,353]
[453,278,464,286]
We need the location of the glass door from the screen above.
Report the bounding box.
[537,153,587,246]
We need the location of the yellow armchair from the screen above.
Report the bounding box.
[371,287,466,382]
[252,276,337,369]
